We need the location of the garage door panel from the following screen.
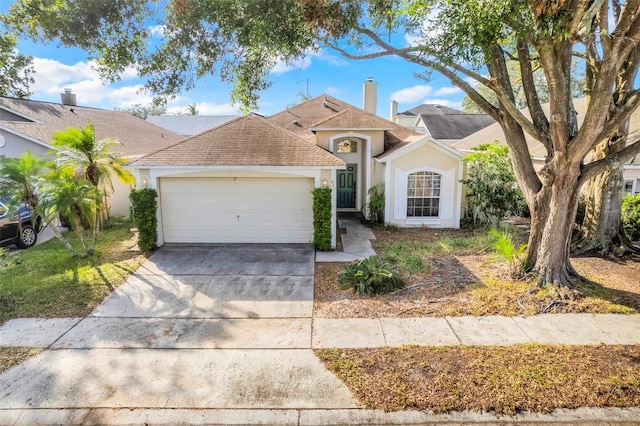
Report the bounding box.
[160,177,314,244]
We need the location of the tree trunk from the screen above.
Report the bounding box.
[46,221,78,257]
[525,162,581,287]
[573,139,625,254]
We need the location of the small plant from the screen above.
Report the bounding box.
[489,228,527,276]
[367,183,385,225]
[621,193,640,242]
[338,255,405,296]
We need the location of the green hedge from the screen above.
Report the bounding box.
[312,187,332,250]
[129,187,158,251]
[621,193,640,242]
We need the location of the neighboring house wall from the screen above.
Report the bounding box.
[624,167,640,195]
[107,178,132,218]
[0,130,49,159]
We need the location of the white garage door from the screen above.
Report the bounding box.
[160,177,314,243]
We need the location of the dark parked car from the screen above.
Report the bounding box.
[0,196,42,249]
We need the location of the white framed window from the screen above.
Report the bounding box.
[624,180,633,193]
[407,171,441,217]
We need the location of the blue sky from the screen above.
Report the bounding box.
[2,4,467,117]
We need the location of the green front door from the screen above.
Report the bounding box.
[337,164,357,208]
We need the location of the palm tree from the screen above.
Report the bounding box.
[37,168,100,257]
[51,120,134,252]
[0,151,50,209]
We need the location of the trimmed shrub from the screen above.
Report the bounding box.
[621,193,640,242]
[129,187,158,251]
[338,255,405,296]
[312,187,332,250]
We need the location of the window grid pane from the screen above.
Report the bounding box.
[407,171,441,217]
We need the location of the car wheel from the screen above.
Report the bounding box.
[16,225,37,248]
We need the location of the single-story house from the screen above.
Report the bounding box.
[127,80,465,247]
[390,102,496,144]
[0,93,183,216]
[453,100,640,195]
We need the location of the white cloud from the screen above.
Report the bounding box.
[390,85,433,103]
[434,86,462,96]
[149,25,166,38]
[272,56,312,74]
[29,57,157,108]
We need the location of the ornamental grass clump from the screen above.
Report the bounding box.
[338,255,405,296]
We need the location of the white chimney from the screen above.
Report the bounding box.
[390,100,398,121]
[60,88,77,106]
[363,77,377,115]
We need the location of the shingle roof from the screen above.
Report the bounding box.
[309,108,392,130]
[128,113,345,167]
[268,94,418,150]
[399,104,463,116]
[421,113,496,140]
[146,115,239,136]
[453,100,640,166]
[0,97,183,158]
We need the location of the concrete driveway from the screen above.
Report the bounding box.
[0,245,359,421]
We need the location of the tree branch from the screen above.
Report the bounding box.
[323,41,420,60]
[347,26,500,119]
[517,38,551,151]
[579,138,640,185]
[593,89,640,149]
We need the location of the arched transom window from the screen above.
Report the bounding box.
[407,171,441,217]
[336,139,358,153]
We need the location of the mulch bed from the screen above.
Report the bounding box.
[315,227,640,318]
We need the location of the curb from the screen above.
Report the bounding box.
[2,407,640,425]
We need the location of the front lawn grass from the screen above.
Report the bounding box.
[0,222,145,324]
[316,344,640,415]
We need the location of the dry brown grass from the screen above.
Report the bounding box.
[314,227,640,318]
[316,344,640,415]
[0,347,42,373]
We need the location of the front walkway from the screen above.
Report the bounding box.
[315,217,377,262]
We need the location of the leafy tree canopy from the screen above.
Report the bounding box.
[0,33,34,98]
[115,103,167,120]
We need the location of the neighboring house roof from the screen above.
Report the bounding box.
[0,97,183,158]
[399,104,464,116]
[128,113,345,168]
[419,113,496,140]
[145,115,239,136]
[269,94,418,149]
[453,100,640,167]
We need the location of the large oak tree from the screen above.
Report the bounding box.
[4,0,640,286]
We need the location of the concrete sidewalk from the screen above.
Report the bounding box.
[2,313,639,349]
